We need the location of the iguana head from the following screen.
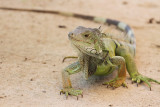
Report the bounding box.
[68,26,103,58]
[68,26,109,80]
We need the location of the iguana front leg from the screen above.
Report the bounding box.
[103,56,127,88]
[116,46,160,90]
[61,61,83,100]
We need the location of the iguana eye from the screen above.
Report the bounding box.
[84,34,89,37]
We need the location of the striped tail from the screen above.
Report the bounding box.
[93,17,136,49]
[0,7,136,49]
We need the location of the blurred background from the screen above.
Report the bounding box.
[0,0,160,106]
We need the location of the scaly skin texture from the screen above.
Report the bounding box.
[1,7,159,100]
[60,26,160,99]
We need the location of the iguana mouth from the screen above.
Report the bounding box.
[69,35,101,57]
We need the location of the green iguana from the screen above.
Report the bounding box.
[60,25,160,99]
[0,7,159,100]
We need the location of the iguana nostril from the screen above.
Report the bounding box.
[68,32,73,38]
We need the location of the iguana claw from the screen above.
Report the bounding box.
[60,88,83,100]
[131,74,160,91]
[103,77,127,89]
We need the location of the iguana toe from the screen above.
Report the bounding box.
[60,88,83,100]
[131,74,160,91]
[103,77,127,89]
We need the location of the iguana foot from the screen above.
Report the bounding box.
[131,74,160,91]
[103,77,127,89]
[60,88,83,100]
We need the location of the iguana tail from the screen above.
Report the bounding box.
[0,7,136,49]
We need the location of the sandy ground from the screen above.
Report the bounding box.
[0,0,160,107]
